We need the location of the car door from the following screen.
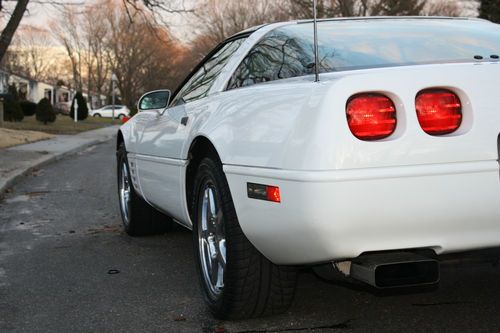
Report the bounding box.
[102,106,112,117]
[135,38,246,225]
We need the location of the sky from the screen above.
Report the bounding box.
[4,0,195,41]
[4,0,480,43]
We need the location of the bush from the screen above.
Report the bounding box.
[3,95,24,122]
[70,92,89,120]
[3,86,23,122]
[129,105,138,117]
[36,98,56,124]
[20,101,37,116]
[8,84,19,102]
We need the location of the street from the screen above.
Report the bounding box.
[1,139,500,333]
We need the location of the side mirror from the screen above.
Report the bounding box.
[137,89,171,112]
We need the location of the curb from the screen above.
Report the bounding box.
[0,132,117,195]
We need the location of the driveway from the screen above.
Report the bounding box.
[1,140,499,332]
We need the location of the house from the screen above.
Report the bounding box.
[0,70,108,113]
[0,70,53,102]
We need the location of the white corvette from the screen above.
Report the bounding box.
[117,17,500,319]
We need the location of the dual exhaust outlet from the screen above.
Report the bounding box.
[348,252,440,288]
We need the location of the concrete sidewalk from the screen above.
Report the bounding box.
[0,125,120,193]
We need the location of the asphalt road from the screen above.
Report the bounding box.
[1,140,500,333]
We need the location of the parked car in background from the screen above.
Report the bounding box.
[90,105,130,118]
[116,17,500,320]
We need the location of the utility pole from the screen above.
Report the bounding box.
[111,73,117,123]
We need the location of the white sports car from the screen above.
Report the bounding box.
[116,17,500,319]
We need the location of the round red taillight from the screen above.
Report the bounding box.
[415,89,462,135]
[346,93,397,141]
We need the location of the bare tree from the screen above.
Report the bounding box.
[286,0,366,18]
[82,7,110,98]
[123,0,192,14]
[287,0,427,19]
[0,0,84,65]
[370,0,426,16]
[16,26,55,80]
[106,0,187,107]
[193,0,290,51]
[1,24,67,84]
[0,0,190,76]
[52,1,115,100]
[424,0,462,16]
[0,0,29,64]
[51,6,85,90]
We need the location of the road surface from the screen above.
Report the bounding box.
[1,140,500,332]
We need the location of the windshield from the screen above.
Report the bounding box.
[229,19,500,90]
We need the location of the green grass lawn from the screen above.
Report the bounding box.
[3,115,117,135]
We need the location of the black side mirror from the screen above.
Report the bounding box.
[137,89,171,112]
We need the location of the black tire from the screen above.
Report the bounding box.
[118,114,125,119]
[93,113,101,117]
[191,156,298,319]
[117,143,174,236]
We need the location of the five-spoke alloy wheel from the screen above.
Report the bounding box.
[198,184,227,299]
[117,142,173,236]
[118,161,131,228]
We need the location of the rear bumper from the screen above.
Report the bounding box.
[224,161,500,265]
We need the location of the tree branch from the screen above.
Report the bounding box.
[0,0,29,64]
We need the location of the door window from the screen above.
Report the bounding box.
[171,38,245,106]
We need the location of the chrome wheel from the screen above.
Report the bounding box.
[198,183,226,299]
[119,162,131,226]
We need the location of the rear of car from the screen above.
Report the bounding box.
[222,18,500,265]
[117,17,500,319]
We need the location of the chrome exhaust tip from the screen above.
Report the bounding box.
[350,252,440,288]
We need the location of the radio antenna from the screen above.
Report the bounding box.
[313,0,320,82]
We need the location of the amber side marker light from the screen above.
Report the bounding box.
[346,93,397,141]
[416,89,462,135]
[247,183,281,203]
